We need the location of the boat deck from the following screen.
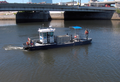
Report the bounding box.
[23,38,92,48]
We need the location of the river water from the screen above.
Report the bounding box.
[0,20,120,82]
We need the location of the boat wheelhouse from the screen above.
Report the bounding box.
[38,28,55,44]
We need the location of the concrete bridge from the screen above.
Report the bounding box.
[0,3,116,12]
[0,3,117,23]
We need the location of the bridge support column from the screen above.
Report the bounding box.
[16,11,49,23]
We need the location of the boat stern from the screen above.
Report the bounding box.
[23,43,30,50]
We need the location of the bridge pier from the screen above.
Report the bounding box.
[16,11,50,23]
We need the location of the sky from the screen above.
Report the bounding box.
[5,0,114,3]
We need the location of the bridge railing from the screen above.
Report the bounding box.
[0,3,116,11]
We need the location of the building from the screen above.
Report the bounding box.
[84,0,120,7]
[0,1,8,3]
[31,0,52,3]
[90,0,97,2]
[58,1,78,5]
[66,1,78,5]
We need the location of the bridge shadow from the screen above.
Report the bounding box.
[16,11,51,23]
[16,11,115,23]
[64,11,114,20]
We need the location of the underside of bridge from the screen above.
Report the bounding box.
[16,10,115,23]
[16,11,50,23]
[64,11,114,20]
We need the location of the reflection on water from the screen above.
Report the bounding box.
[23,44,91,66]
[0,19,119,29]
[0,20,120,82]
[0,20,16,26]
[49,20,64,27]
[111,20,120,28]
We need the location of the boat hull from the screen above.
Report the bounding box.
[23,39,92,51]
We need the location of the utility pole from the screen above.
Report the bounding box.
[80,0,81,6]
[73,0,74,6]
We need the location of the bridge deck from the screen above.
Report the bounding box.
[0,3,116,12]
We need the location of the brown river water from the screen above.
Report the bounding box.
[0,20,120,82]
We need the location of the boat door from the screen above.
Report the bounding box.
[47,32,54,43]
[47,32,50,43]
[39,32,47,44]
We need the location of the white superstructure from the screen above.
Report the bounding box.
[38,28,55,44]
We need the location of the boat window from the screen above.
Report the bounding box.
[48,32,51,36]
[50,32,54,37]
[43,33,47,37]
[40,33,42,36]
[47,32,54,37]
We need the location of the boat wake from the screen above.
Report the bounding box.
[4,45,23,50]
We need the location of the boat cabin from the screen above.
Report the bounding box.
[70,26,82,40]
[38,28,55,44]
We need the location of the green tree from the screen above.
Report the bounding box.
[116,8,120,14]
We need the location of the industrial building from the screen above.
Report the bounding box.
[90,0,97,2]
[83,0,120,8]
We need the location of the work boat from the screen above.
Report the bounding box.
[23,26,92,51]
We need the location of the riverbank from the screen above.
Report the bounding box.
[0,11,16,20]
[0,15,15,20]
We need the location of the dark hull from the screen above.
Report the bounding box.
[23,39,92,51]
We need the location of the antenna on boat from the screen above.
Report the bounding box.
[49,25,52,28]
[39,25,42,29]
[42,24,44,28]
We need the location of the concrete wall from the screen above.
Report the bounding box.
[111,12,120,19]
[0,11,16,20]
[0,15,15,20]
[49,11,64,20]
